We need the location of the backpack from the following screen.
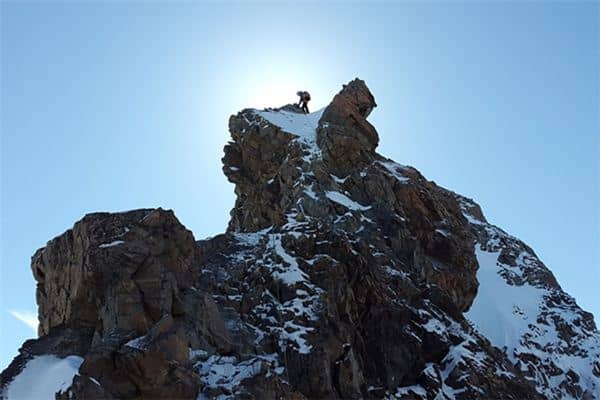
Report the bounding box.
[304,92,311,101]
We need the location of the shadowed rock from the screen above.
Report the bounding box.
[2,79,598,400]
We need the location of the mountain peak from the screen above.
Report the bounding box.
[2,80,599,400]
[318,78,379,155]
[222,79,383,233]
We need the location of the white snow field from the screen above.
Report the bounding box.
[3,355,83,400]
[466,246,546,355]
[255,108,324,145]
[462,198,600,400]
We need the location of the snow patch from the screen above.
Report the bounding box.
[125,334,148,350]
[197,355,263,400]
[377,160,409,183]
[304,184,318,200]
[394,384,427,397]
[99,240,124,248]
[255,108,324,141]
[255,108,325,159]
[466,246,546,360]
[325,191,371,211]
[330,174,349,184]
[4,355,83,400]
[268,234,307,285]
[463,219,600,399]
[234,227,271,247]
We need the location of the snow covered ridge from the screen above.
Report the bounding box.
[254,107,325,159]
[254,108,325,143]
[460,196,600,399]
[2,355,83,400]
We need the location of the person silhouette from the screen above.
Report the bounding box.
[296,91,311,113]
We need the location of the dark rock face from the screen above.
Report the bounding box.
[32,209,200,338]
[3,209,205,399]
[318,78,379,170]
[2,79,599,400]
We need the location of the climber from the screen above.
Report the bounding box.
[297,91,311,113]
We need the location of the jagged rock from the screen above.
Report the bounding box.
[318,78,379,172]
[31,208,201,337]
[2,79,599,400]
[4,209,204,399]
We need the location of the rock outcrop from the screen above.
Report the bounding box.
[2,79,599,400]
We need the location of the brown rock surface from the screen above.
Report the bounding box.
[2,79,598,400]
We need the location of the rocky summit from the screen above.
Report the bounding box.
[2,79,599,400]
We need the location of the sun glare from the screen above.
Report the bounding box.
[249,81,300,110]
[234,62,326,111]
[229,61,329,113]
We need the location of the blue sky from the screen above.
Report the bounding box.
[1,2,598,369]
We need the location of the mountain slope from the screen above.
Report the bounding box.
[460,195,600,399]
[1,79,598,400]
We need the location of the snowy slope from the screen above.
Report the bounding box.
[3,355,83,400]
[255,108,325,157]
[255,108,324,142]
[461,196,600,399]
